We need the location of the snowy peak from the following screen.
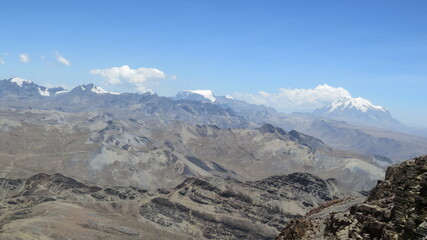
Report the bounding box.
[190,90,216,102]
[175,90,217,102]
[2,78,119,97]
[10,77,33,87]
[0,78,65,97]
[313,97,403,130]
[90,85,120,95]
[73,84,120,95]
[328,97,387,113]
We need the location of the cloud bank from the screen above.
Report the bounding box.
[19,53,29,63]
[55,52,70,66]
[90,65,168,93]
[235,84,352,113]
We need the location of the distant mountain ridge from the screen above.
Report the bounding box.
[0,77,65,98]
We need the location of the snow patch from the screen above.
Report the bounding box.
[11,77,32,87]
[37,87,50,96]
[55,90,70,95]
[90,85,120,95]
[225,95,235,100]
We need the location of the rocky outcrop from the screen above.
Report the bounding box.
[0,172,357,239]
[0,173,149,205]
[276,155,427,240]
[139,173,356,239]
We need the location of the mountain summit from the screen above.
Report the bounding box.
[175,90,217,102]
[313,97,403,130]
[70,84,120,95]
[325,97,386,113]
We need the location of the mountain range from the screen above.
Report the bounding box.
[0,77,426,239]
[1,77,426,162]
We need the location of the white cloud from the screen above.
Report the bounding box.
[40,56,46,60]
[0,58,4,64]
[234,84,352,113]
[55,52,70,66]
[19,53,29,63]
[90,65,168,93]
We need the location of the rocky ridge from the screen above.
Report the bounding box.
[0,172,357,239]
[276,155,427,240]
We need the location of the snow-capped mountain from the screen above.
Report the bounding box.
[0,78,121,98]
[10,77,33,87]
[174,90,277,120]
[68,84,120,95]
[313,97,404,130]
[0,78,65,97]
[327,97,386,113]
[175,90,217,103]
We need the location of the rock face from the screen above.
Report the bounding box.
[276,155,427,240]
[0,172,357,239]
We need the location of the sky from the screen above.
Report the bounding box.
[1,0,426,127]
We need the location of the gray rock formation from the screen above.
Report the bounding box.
[276,155,427,240]
[0,172,357,239]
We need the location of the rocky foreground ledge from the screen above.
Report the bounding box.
[276,155,427,240]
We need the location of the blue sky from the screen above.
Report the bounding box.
[1,1,426,127]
